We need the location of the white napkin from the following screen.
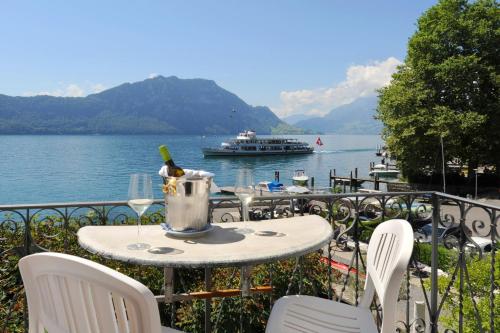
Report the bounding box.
[158,166,219,193]
[183,168,215,178]
[159,165,169,178]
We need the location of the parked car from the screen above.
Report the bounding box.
[465,236,493,255]
[414,223,491,254]
[414,223,471,245]
[414,223,448,243]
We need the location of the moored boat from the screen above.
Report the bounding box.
[292,169,309,186]
[257,181,284,192]
[369,163,400,178]
[202,130,314,157]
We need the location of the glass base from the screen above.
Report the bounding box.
[235,227,254,235]
[127,243,151,250]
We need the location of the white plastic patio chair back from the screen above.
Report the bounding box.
[358,218,414,332]
[19,252,164,333]
[266,219,414,333]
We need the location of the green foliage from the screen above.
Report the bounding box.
[330,186,343,193]
[414,242,458,272]
[436,252,500,332]
[270,123,306,135]
[377,0,500,179]
[173,256,331,332]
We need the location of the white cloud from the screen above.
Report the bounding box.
[91,83,106,93]
[23,82,106,97]
[65,84,85,97]
[148,73,159,79]
[273,57,402,118]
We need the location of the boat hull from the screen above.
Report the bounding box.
[292,176,309,186]
[369,170,399,178]
[203,149,314,157]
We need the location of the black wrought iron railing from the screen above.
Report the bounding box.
[0,191,498,332]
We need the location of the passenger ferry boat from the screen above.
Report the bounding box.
[202,130,314,157]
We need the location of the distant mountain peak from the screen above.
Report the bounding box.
[294,96,381,134]
[0,76,288,135]
[147,75,177,81]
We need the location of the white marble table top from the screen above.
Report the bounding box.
[77,215,333,268]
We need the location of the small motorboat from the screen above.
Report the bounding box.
[292,170,309,186]
[257,181,284,192]
[369,164,400,178]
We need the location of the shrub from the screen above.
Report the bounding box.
[437,252,500,333]
[414,242,458,272]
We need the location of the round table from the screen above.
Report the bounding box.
[77,215,333,268]
[77,215,332,333]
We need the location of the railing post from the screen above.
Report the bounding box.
[490,209,496,333]
[24,208,31,256]
[63,207,69,252]
[430,193,440,333]
[327,240,333,300]
[349,171,353,192]
[100,206,107,225]
[24,208,31,332]
[354,168,358,192]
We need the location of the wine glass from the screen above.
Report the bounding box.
[234,169,255,234]
[127,174,154,250]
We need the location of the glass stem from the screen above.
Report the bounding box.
[137,213,142,244]
[242,203,248,222]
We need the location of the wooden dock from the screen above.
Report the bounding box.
[329,168,409,192]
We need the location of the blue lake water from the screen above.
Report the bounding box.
[0,134,383,205]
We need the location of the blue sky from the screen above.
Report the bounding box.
[1,0,436,118]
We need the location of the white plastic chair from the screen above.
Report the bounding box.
[19,252,182,333]
[266,219,414,333]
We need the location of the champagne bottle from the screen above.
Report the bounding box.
[159,145,185,177]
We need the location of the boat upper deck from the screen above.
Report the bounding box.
[231,137,304,145]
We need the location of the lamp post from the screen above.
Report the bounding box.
[473,168,478,199]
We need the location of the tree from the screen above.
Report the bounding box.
[377,0,499,180]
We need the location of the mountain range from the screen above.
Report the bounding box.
[287,96,382,134]
[281,114,314,124]
[0,76,382,135]
[0,76,297,135]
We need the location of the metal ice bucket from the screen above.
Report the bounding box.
[164,176,211,231]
